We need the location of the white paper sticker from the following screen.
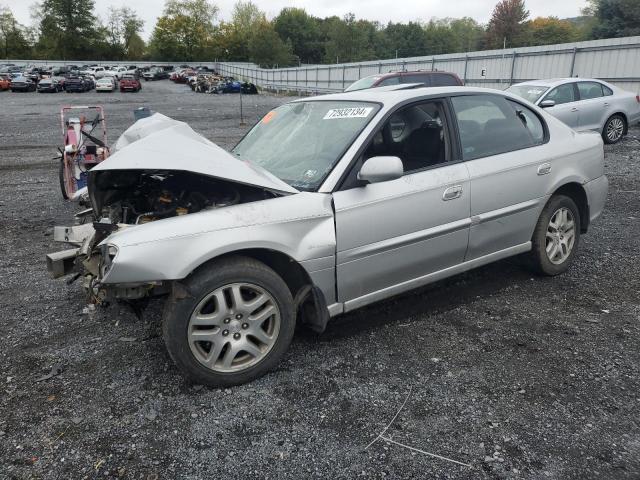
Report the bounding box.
[323,107,373,120]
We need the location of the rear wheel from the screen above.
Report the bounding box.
[603,114,626,144]
[528,195,580,276]
[163,256,296,387]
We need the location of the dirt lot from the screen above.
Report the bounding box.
[0,80,639,480]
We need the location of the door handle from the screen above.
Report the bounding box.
[570,107,579,112]
[442,185,463,201]
[604,102,610,107]
[537,163,551,175]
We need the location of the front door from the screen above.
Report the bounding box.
[332,99,471,308]
[541,82,580,129]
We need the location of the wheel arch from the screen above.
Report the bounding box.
[551,182,589,233]
[188,248,331,333]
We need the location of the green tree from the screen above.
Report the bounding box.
[105,7,144,59]
[424,19,459,55]
[228,1,264,61]
[273,8,323,64]
[384,22,426,58]
[36,0,99,59]
[322,14,376,63]
[148,0,218,61]
[584,0,640,38]
[0,6,31,59]
[486,0,530,48]
[248,19,293,67]
[449,17,486,52]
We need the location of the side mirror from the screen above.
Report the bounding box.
[540,99,556,108]
[357,156,403,184]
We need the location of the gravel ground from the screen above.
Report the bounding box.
[0,80,639,480]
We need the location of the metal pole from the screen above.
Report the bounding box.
[239,89,245,126]
[569,46,578,77]
[342,65,346,90]
[509,51,517,86]
[463,55,468,83]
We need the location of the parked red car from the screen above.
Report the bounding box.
[120,74,142,92]
[345,70,463,92]
[0,74,10,91]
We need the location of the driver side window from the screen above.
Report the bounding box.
[544,83,576,105]
[362,100,451,174]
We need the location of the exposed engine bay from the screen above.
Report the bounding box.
[91,169,276,225]
[47,112,299,308]
[48,171,281,306]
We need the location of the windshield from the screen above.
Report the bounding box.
[506,84,550,104]
[233,101,379,191]
[345,75,382,92]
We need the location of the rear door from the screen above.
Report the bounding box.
[540,83,580,128]
[333,99,470,308]
[576,81,609,131]
[450,94,552,260]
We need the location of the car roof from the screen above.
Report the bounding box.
[512,78,611,88]
[294,86,514,106]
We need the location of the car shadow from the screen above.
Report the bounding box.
[299,257,537,342]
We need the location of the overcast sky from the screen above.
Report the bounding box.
[3,0,588,39]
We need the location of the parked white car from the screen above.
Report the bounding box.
[96,77,116,92]
[106,66,132,80]
[81,66,107,79]
[507,78,640,144]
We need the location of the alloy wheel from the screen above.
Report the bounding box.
[545,207,576,265]
[606,117,624,142]
[188,282,281,373]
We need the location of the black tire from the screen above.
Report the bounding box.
[528,195,581,276]
[163,256,296,387]
[58,160,69,200]
[602,114,626,144]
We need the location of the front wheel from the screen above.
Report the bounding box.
[58,160,69,200]
[603,114,626,144]
[163,256,295,387]
[528,195,581,276]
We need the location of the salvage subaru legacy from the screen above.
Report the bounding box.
[47,86,608,386]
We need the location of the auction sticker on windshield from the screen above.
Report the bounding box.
[323,107,374,120]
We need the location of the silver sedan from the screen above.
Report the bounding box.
[48,86,609,386]
[507,78,640,144]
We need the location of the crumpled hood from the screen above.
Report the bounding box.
[89,113,298,198]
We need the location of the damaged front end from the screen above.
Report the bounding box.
[46,113,298,305]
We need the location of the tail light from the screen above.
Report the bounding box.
[636,95,640,103]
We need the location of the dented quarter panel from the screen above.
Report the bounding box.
[100,192,336,298]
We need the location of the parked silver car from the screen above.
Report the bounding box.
[507,78,640,144]
[48,86,608,386]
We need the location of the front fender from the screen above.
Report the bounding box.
[100,192,336,284]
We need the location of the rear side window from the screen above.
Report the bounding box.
[401,74,431,85]
[544,84,576,105]
[377,76,401,87]
[603,85,613,96]
[431,74,459,86]
[578,81,604,100]
[507,100,545,145]
[451,95,542,160]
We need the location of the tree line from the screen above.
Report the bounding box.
[0,0,638,65]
